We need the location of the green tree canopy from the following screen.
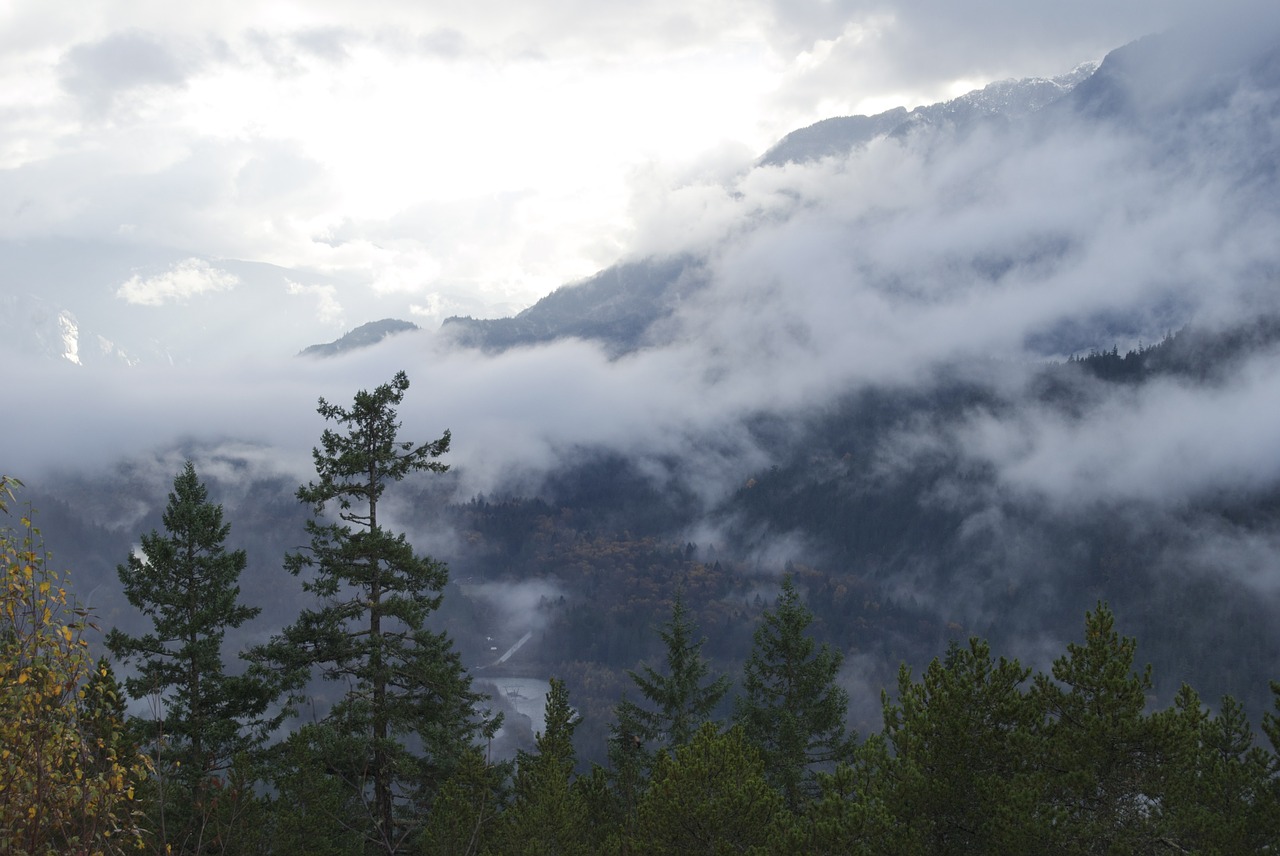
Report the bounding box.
[489,677,588,856]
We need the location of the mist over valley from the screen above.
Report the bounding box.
[7,3,1280,767]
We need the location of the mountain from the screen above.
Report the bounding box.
[15,9,1280,766]
[298,318,420,357]
[441,256,699,355]
[759,63,1098,168]
[439,62,1102,357]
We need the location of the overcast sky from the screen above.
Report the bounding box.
[0,0,1222,332]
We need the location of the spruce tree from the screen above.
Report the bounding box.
[734,575,857,811]
[614,592,729,756]
[255,370,494,854]
[106,461,277,851]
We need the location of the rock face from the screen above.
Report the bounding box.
[298,318,420,358]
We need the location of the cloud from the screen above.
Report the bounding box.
[58,30,200,117]
[286,281,345,325]
[5,3,1280,536]
[957,352,1280,509]
[116,258,239,305]
[757,0,1266,117]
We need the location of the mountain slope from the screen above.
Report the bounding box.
[441,256,700,355]
[298,318,420,357]
[761,63,1098,167]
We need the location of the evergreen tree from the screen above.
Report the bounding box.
[266,724,367,856]
[1160,685,1279,853]
[880,639,1041,854]
[784,740,905,856]
[415,745,508,856]
[489,678,588,855]
[614,592,729,754]
[255,371,494,854]
[106,461,277,853]
[1029,603,1176,854]
[733,575,857,811]
[627,723,788,855]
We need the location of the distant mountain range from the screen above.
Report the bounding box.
[441,256,699,356]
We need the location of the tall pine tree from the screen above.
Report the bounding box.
[107,461,277,852]
[255,370,494,855]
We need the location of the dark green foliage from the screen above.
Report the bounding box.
[253,371,494,854]
[734,576,857,811]
[489,678,589,855]
[415,747,508,856]
[881,638,1041,854]
[106,461,277,852]
[627,724,788,855]
[614,592,730,758]
[1029,603,1178,854]
[783,741,905,856]
[1159,686,1279,854]
[266,725,366,856]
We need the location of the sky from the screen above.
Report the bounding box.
[0,0,1223,336]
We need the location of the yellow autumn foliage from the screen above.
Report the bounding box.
[0,483,149,855]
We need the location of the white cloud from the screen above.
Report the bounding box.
[116,258,239,305]
[286,280,344,325]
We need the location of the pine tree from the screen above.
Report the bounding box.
[733,575,856,811]
[490,678,589,855]
[1029,603,1176,854]
[628,723,789,854]
[1160,686,1279,852]
[880,639,1041,854]
[614,592,729,755]
[414,745,508,856]
[254,370,494,854]
[106,461,277,852]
